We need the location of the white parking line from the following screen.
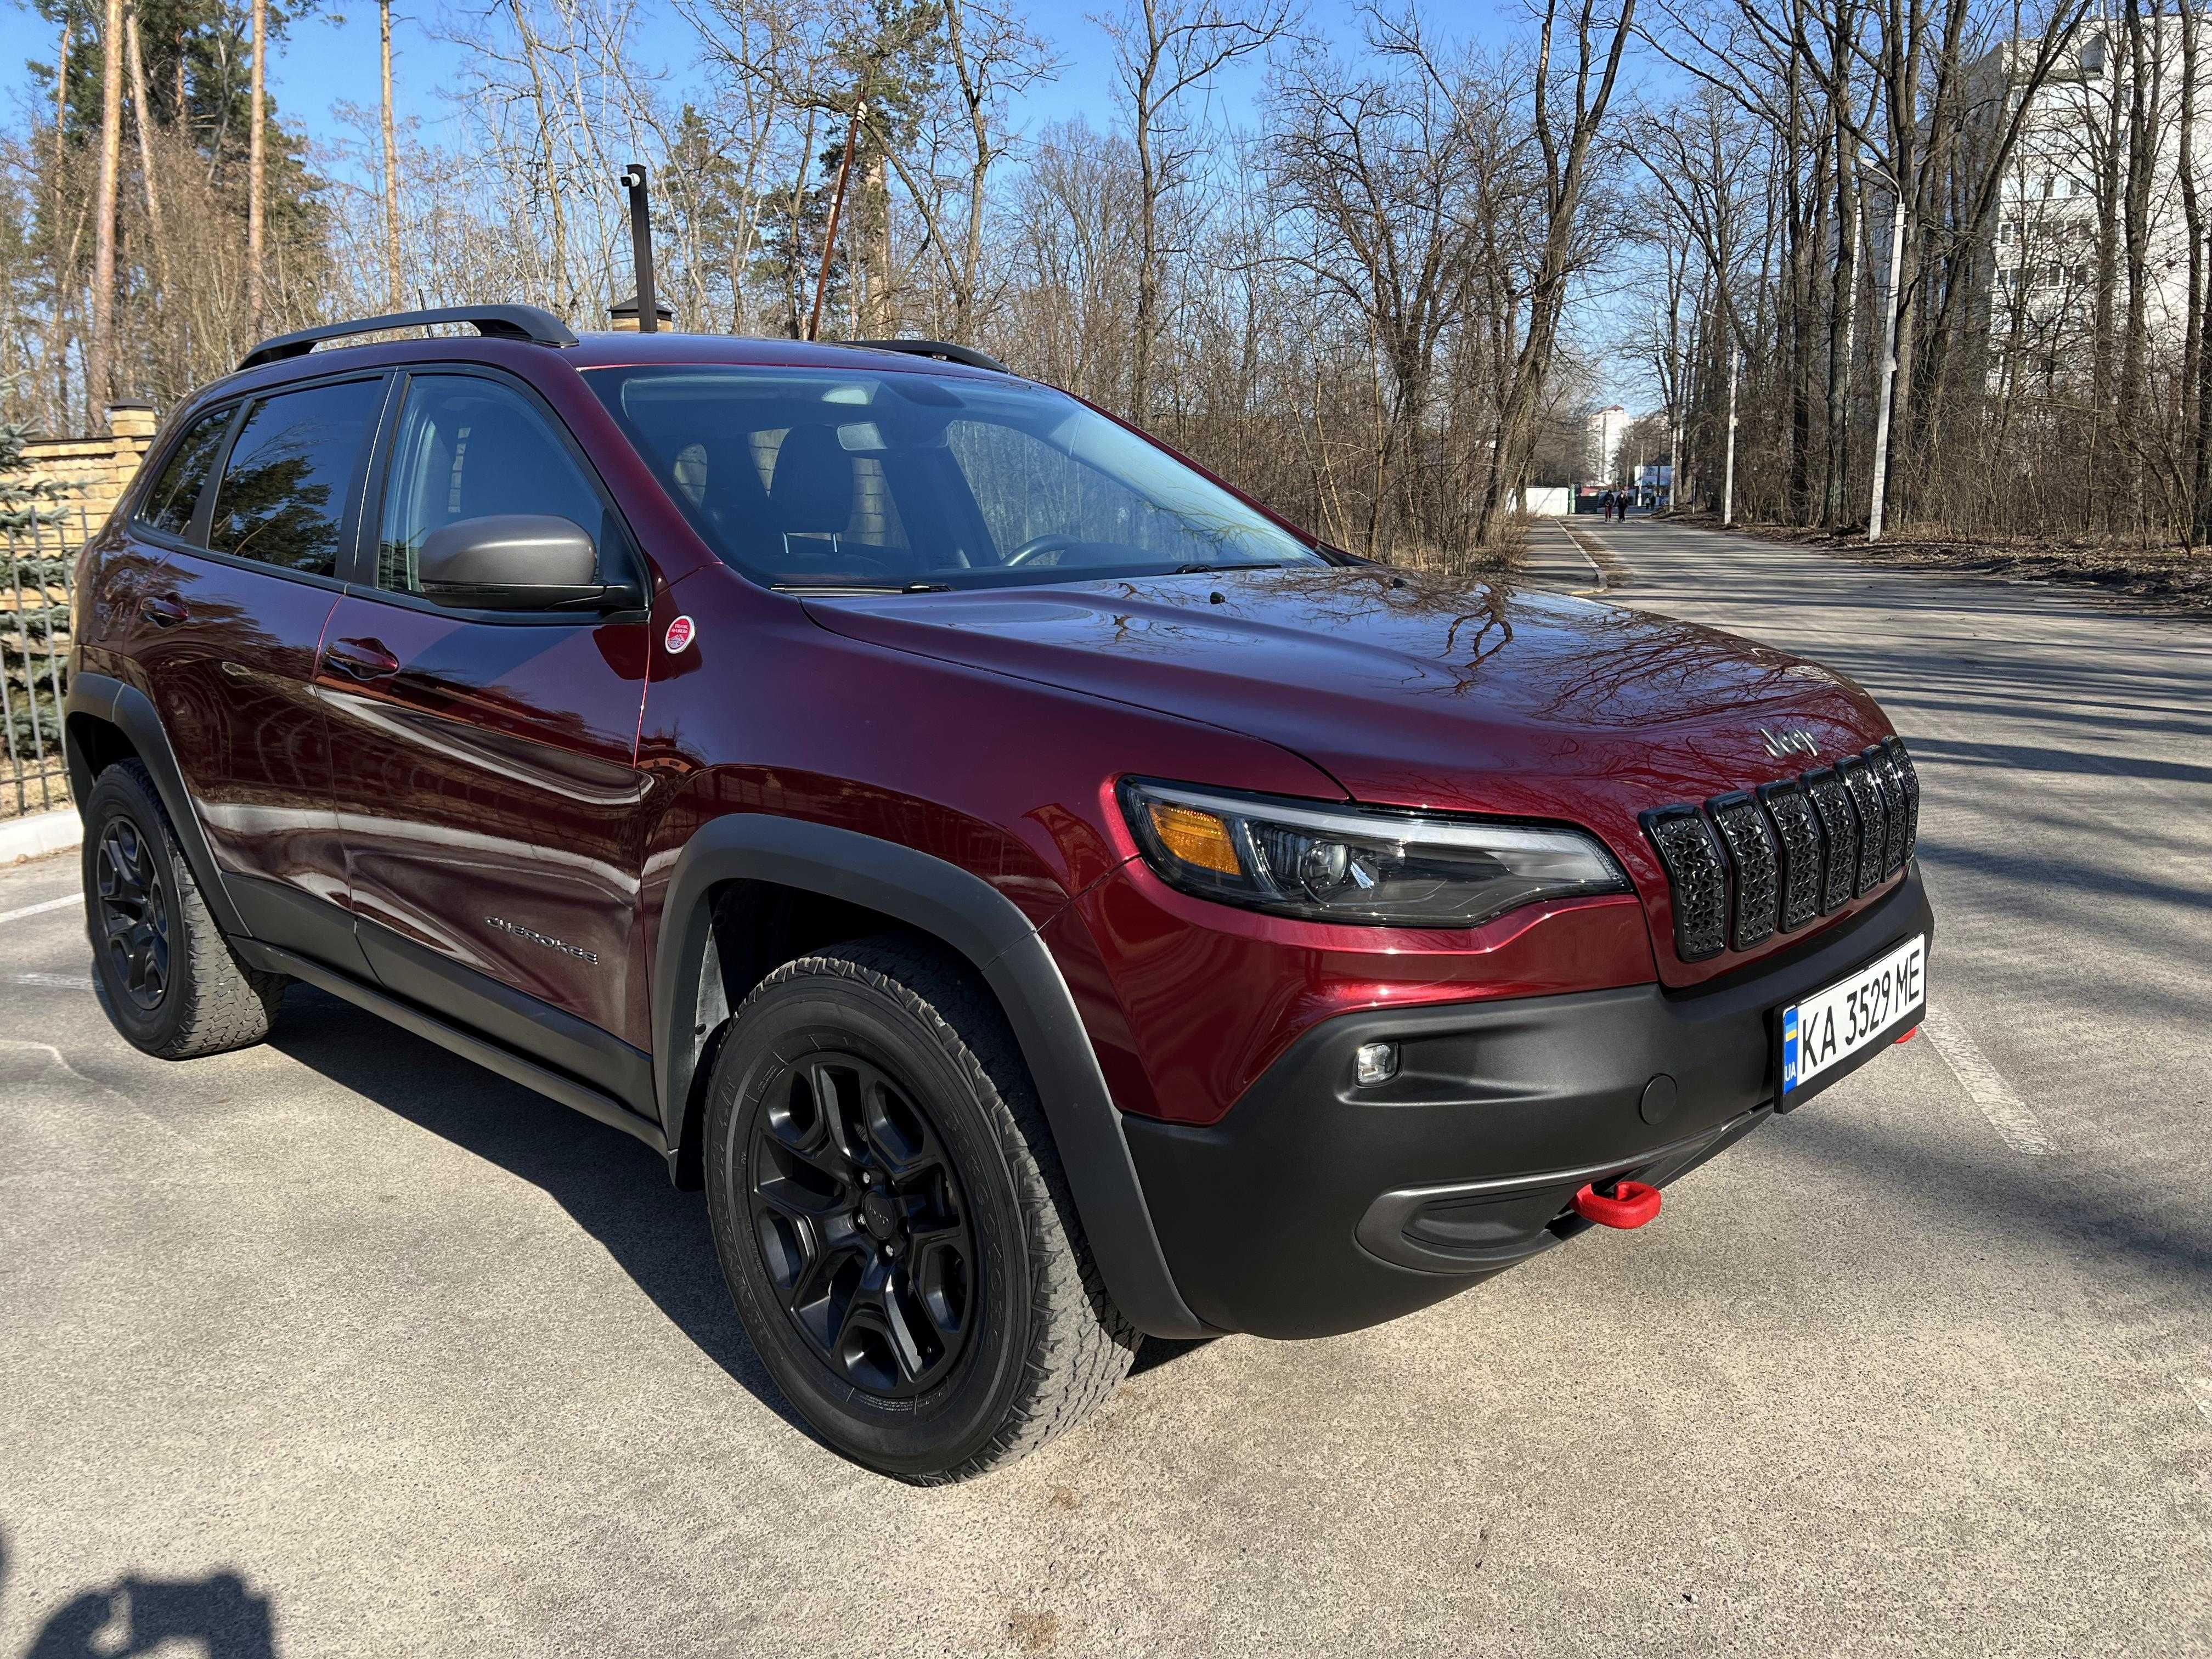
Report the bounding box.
[7,971,93,991]
[0,893,81,927]
[1922,1004,2056,1156]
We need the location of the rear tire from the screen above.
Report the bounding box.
[82,760,286,1059]
[704,937,1137,1482]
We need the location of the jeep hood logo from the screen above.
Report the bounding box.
[1760,726,1821,761]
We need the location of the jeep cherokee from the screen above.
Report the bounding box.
[65,304,1933,1481]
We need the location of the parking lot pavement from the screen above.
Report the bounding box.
[6,532,2212,1656]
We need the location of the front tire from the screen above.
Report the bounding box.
[704,938,1137,1482]
[82,760,286,1059]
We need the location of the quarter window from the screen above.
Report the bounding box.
[137,406,235,540]
[376,375,612,594]
[206,379,385,576]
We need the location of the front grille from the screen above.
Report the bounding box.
[1640,804,1729,961]
[1837,756,1888,894]
[1707,792,1779,951]
[1756,779,1824,931]
[1643,738,1920,962]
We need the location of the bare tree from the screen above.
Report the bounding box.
[1472,0,1638,545]
[1103,0,1296,422]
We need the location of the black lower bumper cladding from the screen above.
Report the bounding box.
[1122,868,1934,1339]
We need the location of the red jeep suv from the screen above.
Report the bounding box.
[66,306,1932,1480]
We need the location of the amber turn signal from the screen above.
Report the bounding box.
[1147,802,1242,875]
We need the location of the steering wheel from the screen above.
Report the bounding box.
[1004,533,1077,567]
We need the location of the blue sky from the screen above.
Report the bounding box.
[0,1,1656,406]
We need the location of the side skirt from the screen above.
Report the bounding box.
[237,936,669,1157]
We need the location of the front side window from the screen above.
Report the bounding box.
[206,379,385,576]
[137,405,235,540]
[589,366,1325,590]
[376,374,614,594]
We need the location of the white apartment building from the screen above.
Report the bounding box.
[1984,19,2207,378]
[1588,404,1628,481]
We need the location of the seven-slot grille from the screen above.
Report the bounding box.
[1640,737,1920,963]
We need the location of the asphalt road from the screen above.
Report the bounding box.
[4,522,2209,1656]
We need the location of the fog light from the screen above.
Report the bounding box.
[1354,1042,1398,1086]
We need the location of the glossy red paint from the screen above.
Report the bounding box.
[803,569,1903,990]
[122,537,348,913]
[315,593,653,1042]
[1058,867,1656,1125]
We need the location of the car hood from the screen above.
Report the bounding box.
[804,566,1898,984]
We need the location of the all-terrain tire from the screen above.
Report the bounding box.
[82,759,287,1059]
[704,936,1138,1482]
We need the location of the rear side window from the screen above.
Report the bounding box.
[137,406,234,539]
[375,374,612,592]
[207,378,385,577]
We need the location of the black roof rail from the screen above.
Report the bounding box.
[239,304,579,371]
[848,338,1009,374]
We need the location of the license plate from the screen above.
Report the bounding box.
[1781,934,1927,1098]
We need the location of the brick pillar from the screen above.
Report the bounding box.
[105,402,158,521]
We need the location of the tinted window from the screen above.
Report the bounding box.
[590,366,1323,590]
[376,375,611,593]
[137,406,234,540]
[207,379,384,576]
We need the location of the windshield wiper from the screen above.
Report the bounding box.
[1172,562,1283,575]
[774,580,954,594]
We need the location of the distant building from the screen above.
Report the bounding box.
[1977,22,2199,378]
[1588,405,1629,482]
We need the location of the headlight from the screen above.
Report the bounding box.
[1118,778,1629,927]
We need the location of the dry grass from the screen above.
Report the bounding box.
[1,753,71,820]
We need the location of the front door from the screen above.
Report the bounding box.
[317,370,654,1094]
[127,376,387,964]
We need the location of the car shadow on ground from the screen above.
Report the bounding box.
[267,986,816,1438]
[267,988,1211,1432]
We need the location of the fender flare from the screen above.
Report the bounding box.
[651,813,1206,1339]
[65,670,252,939]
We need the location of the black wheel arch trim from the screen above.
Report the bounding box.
[65,670,251,940]
[652,812,1207,1339]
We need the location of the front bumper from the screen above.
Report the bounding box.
[1121,866,1934,1338]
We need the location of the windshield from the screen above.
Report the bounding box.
[586,365,1329,589]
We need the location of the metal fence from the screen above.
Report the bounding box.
[3,505,97,820]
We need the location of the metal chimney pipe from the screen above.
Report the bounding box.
[621,163,657,335]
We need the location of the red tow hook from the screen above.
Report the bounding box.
[1573,1178,1662,1229]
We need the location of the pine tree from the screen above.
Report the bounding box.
[0,404,72,812]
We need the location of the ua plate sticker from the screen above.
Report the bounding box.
[664,615,696,654]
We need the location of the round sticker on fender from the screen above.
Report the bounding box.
[664,615,696,654]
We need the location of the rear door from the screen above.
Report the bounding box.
[126,374,387,966]
[318,369,655,1093]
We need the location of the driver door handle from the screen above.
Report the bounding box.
[325,636,401,682]
[140,594,188,628]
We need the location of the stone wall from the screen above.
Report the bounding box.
[20,403,160,529]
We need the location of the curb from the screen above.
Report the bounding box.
[1,807,83,865]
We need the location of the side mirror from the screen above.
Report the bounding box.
[415,514,641,612]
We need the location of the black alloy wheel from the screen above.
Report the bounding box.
[94,816,171,1012]
[746,1050,976,1398]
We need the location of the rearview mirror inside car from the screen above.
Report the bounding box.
[416,514,640,612]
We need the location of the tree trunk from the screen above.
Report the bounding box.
[90,0,125,407]
[247,0,267,332]
[126,3,167,290]
[381,0,403,312]
[49,18,71,424]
